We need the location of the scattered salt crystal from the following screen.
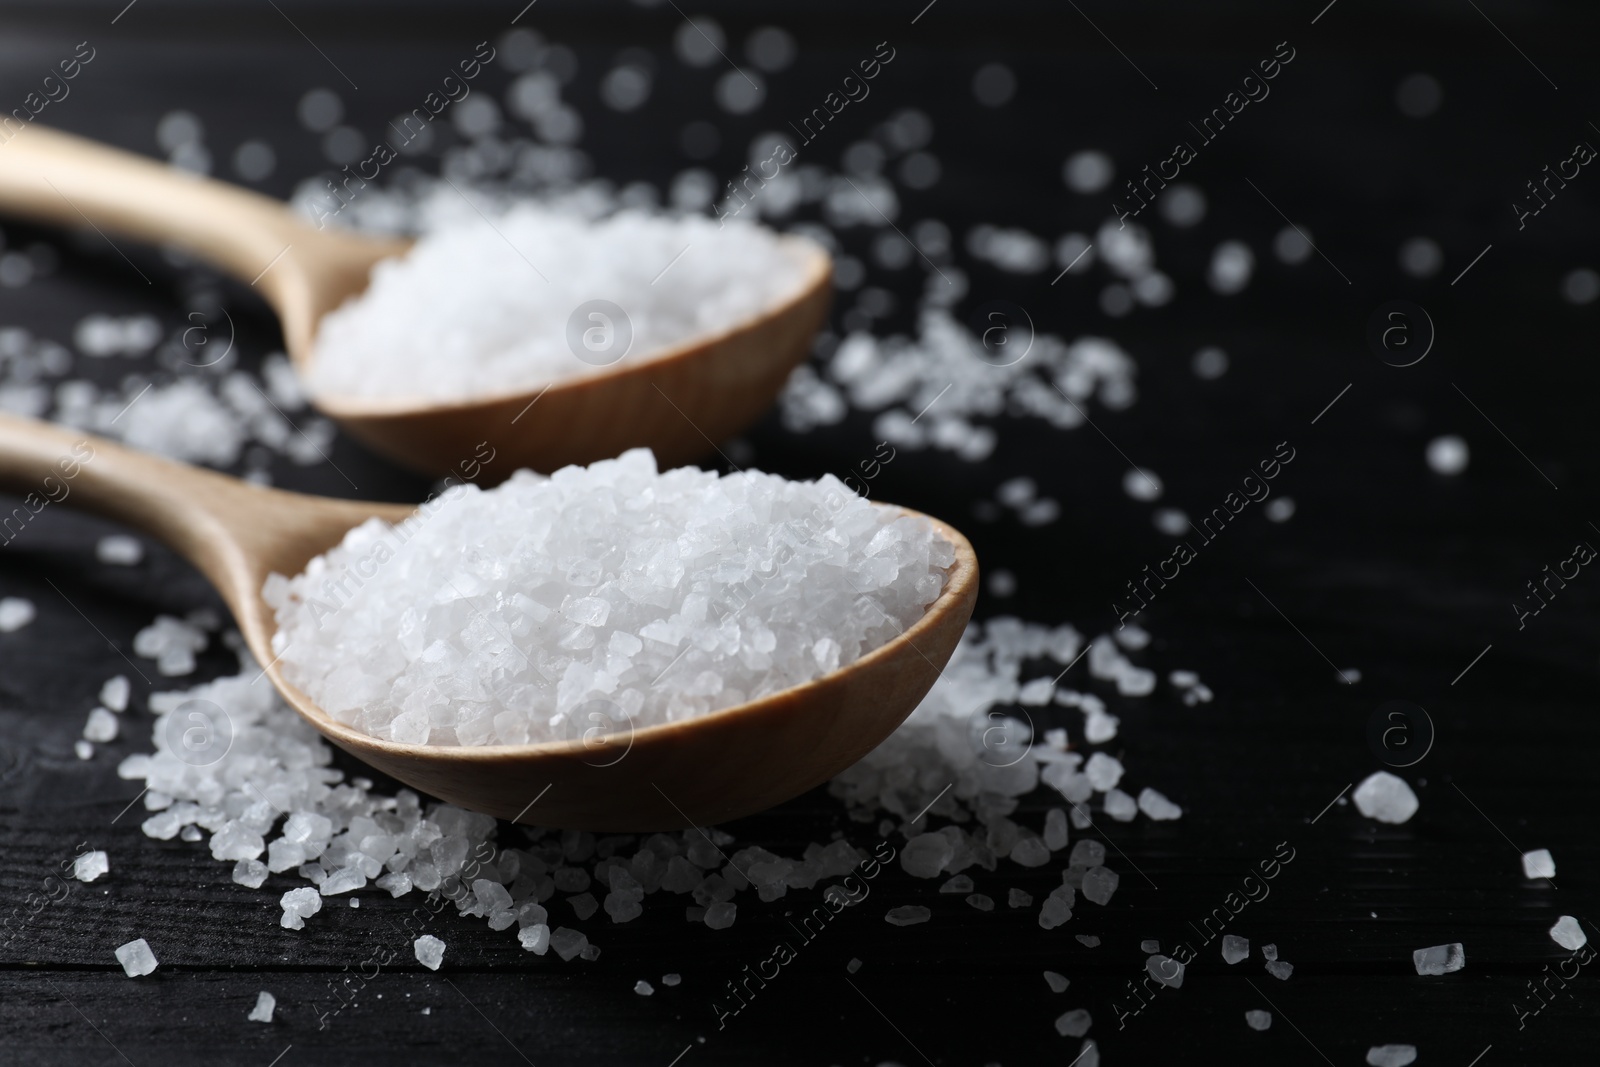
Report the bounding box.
[1139,939,1160,953]
[115,938,158,977]
[662,973,682,986]
[74,850,109,882]
[1008,889,1033,908]
[1012,838,1051,867]
[1137,788,1182,821]
[96,535,144,565]
[232,859,268,888]
[1522,848,1555,879]
[847,958,863,973]
[704,901,737,930]
[1084,753,1123,791]
[1245,1009,1271,1031]
[634,980,654,996]
[279,887,322,930]
[1550,916,1586,951]
[1412,943,1464,976]
[1353,771,1419,824]
[0,596,36,632]
[83,707,119,743]
[940,875,974,894]
[1054,1008,1092,1038]
[966,894,994,911]
[414,934,446,971]
[1076,935,1101,948]
[1222,934,1249,964]
[100,675,130,712]
[551,927,589,960]
[247,991,275,1023]
[1103,789,1137,822]
[1146,955,1184,988]
[319,867,367,895]
[518,924,551,954]
[1262,943,1277,962]
[1426,435,1468,476]
[1043,809,1068,851]
[1081,866,1118,906]
[1069,840,1106,868]
[885,905,931,926]
[1265,960,1293,980]
[1039,886,1074,929]
[902,833,954,878]
[309,208,814,402]
[74,740,93,760]
[1122,469,1162,501]
[1044,970,1070,993]
[1366,1045,1418,1067]
[1264,497,1295,523]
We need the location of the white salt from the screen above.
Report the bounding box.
[662,973,681,986]
[96,534,144,565]
[1262,943,1277,962]
[1044,970,1070,993]
[74,850,109,882]
[0,596,35,632]
[1122,468,1162,501]
[1522,848,1555,879]
[74,740,93,760]
[1146,955,1184,988]
[551,927,589,960]
[1081,866,1118,905]
[308,206,813,402]
[519,924,551,954]
[1412,943,1464,975]
[115,938,158,977]
[1366,1045,1417,1067]
[100,675,130,712]
[1245,1010,1271,1031]
[1140,939,1161,953]
[279,887,322,930]
[1550,915,1586,951]
[233,858,269,888]
[414,934,446,970]
[1353,771,1419,824]
[247,991,275,1023]
[1103,789,1138,822]
[1222,934,1249,964]
[1426,435,1468,476]
[1265,960,1294,980]
[83,707,119,742]
[633,980,654,996]
[1137,787,1182,821]
[704,902,737,930]
[268,450,952,746]
[1054,1009,1092,1038]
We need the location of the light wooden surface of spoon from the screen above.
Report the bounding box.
[0,414,978,830]
[0,124,832,479]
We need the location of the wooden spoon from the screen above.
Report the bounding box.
[0,124,832,479]
[0,414,978,830]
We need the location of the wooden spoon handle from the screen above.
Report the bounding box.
[0,123,314,288]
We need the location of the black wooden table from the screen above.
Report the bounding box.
[2,2,1598,1063]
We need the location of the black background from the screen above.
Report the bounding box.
[1,1,1598,1063]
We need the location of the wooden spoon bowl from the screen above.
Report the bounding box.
[0,125,831,479]
[0,415,978,830]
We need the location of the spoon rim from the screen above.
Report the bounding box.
[261,505,977,763]
[301,234,833,418]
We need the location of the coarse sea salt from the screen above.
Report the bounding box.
[115,938,158,977]
[0,596,35,632]
[1353,771,1418,825]
[307,206,811,402]
[267,449,953,747]
[74,850,109,882]
[247,991,276,1023]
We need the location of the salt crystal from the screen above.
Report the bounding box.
[1426,435,1468,476]
[1366,1045,1417,1067]
[662,973,682,986]
[82,707,119,743]
[1068,840,1105,868]
[1011,838,1051,867]
[1353,771,1419,824]
[1262,943,1277,962]
[518,924,551,954]
[1054,1008,1092,1038]
[115,938,158,977]
[550,927,589,960]
[1522,848,1555,879]
[1103,789,1137,822]
[1146,955,1183,988]
[1043,808,1069,851]
[1044,970,1070,993]
[1039,886,1074,929]
[247,991,275,1023]
[279,887,321,930]
[74,850,109,882]
[1245,1009,1271,1031]
[1137,788,1182,821]
[1081,866,1118,906]
[940,875,974,894]
[846,957,863,973]
[319,867,367,895]
[704,901,737,930]
[1550,916,1586,951]
[96,535,144,565]
[1075,935,1101,948]
[885,905,930,926]
[634,980,654,996]
[1412,943,1464,976]
[0,597,35,632]
[1265,960,1294,980]
[1085,753,1123,791]
[74,740,93,760]
[99,675,131,712]
[414,934,446,970]
[902,833,954,878]
[232,858,268,888]
[1008,888,1033,908]
[1140,939,1160,953]
[1222,934,1249,964]
[966,894,994,911]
